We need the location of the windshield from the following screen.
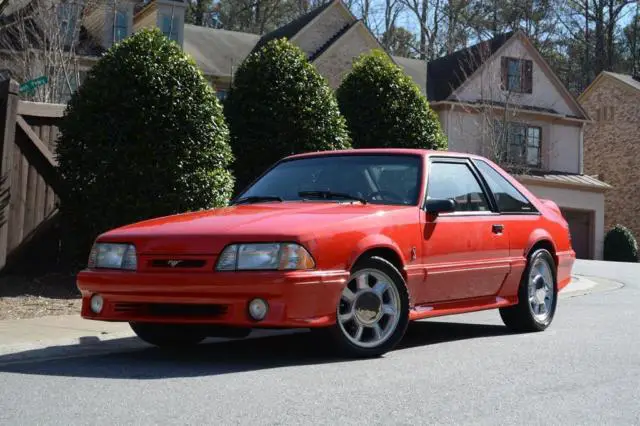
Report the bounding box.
[237,154,423,206]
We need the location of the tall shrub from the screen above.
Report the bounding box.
[603,224,638,262]
[56,28,234,262]
[336,49,447,150]
[224,38,351,192]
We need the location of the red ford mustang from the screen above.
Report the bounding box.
[77,149,575,357]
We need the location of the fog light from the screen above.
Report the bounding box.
[248,298,268,321]
[90,294,104,314]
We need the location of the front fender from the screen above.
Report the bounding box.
[345,234,407,271]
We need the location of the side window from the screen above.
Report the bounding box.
[474,160,536,213]
[427,162,490,212]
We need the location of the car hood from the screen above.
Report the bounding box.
[98,202,408,254]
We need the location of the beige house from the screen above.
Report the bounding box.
[417,30,611,260]
[132,0,611,259]
[3,0,611,258]
[578,72,640,241]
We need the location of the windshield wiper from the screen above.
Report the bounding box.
[298,190,367,204]
[232,195,284,205]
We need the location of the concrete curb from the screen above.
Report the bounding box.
[0,328,304,366]
[560,274,624,299]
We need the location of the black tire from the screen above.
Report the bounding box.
[328,256,410,358]
[129,322,207,348]
[499,248,558,332]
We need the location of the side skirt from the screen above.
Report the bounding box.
[409,295,518,320]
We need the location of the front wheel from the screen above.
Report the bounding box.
[328,256,410,358]
[129,322,207,348]
[499,248,558,332]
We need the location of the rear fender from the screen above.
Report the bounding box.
[524,229,557,259]
[540,199,569,228]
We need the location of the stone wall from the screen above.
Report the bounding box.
[581,76,640,240]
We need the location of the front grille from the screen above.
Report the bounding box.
[113,302,228,318]
[148,303,228,317]
[149,259,207,269]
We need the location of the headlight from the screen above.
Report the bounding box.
[216,243,315,271]
[88,243,137,270]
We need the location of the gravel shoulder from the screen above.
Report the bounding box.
[0,273,81,320]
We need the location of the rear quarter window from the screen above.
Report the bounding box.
[473,160,537,214]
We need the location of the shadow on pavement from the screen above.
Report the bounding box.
[0,320,511,379]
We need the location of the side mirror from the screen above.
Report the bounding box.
[424,198,455,215]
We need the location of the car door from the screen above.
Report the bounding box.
[420,157,511,303]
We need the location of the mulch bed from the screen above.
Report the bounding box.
[0,272,81,320]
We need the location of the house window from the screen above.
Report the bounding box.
[113,11,128,43]
[161,14,179,41]
[501,57,533,93]
[495,121,541,168]
[57,2,79,46]
[216,90,227,101]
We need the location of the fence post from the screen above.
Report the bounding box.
[0,79,20,271]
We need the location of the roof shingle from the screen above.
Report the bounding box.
[517,170,612,192]
[183,25,259,77]
[390,32,515,101]
[426,32,514,101]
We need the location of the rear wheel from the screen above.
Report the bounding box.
[499,248,558,332]
[328,256,409,358]
[129,322,207,348]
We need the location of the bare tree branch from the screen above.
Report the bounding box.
[0,0,107,103]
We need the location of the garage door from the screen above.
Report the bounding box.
[561,209,592,259]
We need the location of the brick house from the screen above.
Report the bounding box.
[578,72,640,240]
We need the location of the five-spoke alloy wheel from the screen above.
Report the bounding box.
[499,248,558,332]
[330,256,409,358]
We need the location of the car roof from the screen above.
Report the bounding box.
[284,148,486,161]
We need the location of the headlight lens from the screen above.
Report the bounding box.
[216,243,315,271]
[88,243,137,270]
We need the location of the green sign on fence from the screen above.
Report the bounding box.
[19,76,48,94]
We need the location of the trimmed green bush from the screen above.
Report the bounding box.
[336,49,447,150]
[56,28,234,263]
[224,38,351,192]
[603,224,638,262]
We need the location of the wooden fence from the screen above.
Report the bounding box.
[0,79,64,271]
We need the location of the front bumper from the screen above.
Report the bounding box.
[77,269,349,328]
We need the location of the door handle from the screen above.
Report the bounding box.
[492,224,504,234]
